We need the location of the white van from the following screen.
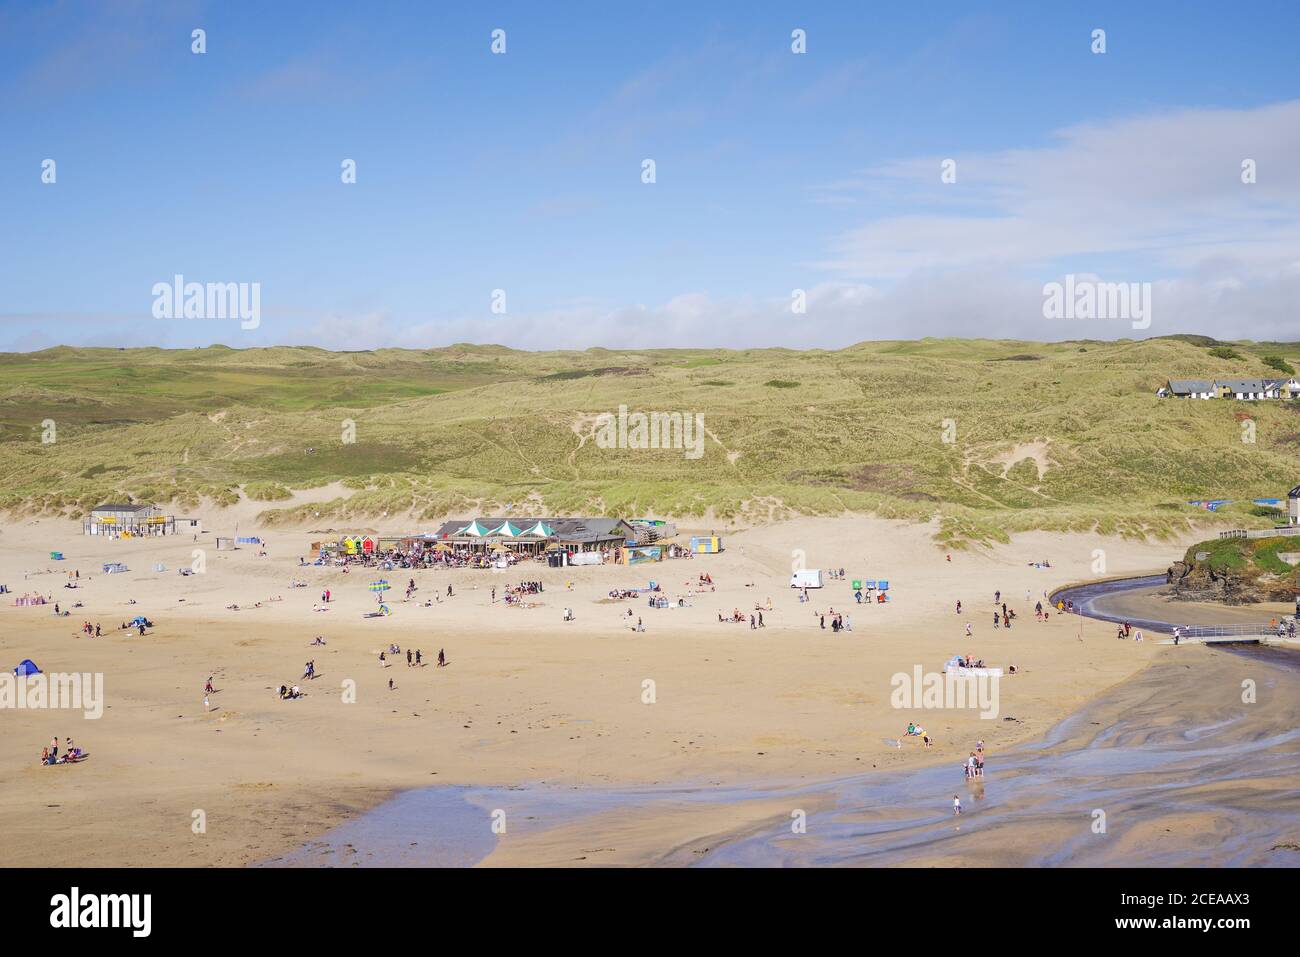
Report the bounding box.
[790,569,823,589]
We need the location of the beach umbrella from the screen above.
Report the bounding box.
[368,580,391,592]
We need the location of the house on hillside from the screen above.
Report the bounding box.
[1158,379,1216,399]
[1158,377,1300,401]
[1216,378,1276,400]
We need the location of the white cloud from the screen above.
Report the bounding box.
[814,100,1300,280]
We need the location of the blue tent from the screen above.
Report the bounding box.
[14,659,40,676]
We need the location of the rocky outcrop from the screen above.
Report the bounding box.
[1167,539,1300,605]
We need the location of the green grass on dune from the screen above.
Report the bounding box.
[3,338,1299,546]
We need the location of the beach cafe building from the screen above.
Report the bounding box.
[83,503,175,537]
[427,517,637,556]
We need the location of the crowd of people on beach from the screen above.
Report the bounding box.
[499,581,544,606]
[39,736,84,766]
[814,609,852,632]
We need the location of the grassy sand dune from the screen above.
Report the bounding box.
[2,337,1297,546]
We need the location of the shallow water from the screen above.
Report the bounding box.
[1053,575,1174,633]
[263,646,1300,868]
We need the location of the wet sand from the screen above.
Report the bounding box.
[265,645,1300,868]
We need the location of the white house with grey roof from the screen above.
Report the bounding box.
[1158,377,1300,401]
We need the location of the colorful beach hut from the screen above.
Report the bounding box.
[689,535,723,554]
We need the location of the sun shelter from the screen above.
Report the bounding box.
[13,658,40,676]
[102,562,129,574]
[50,551,64,560]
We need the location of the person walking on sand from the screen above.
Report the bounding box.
[437,649,446,667]
[406,649,412,667]
[953,795,962,816]
[965,622,973,638]
[956,600,962,615]
[415,649,422,666]
[204,694,210,712]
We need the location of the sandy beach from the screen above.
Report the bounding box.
[0,498,1228,868]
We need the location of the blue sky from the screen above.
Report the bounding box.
[2,0,1298,350]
